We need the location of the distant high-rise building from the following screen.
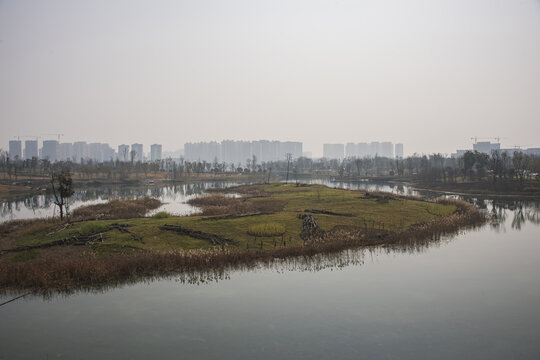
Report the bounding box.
[58,143,73,161]
[88,143,102,162]
[101,144,114,162]
[9,140,22,160]
[369,142,380,157]
[380,142,394,158]
[323,144,345,160]
[357,143,369,158]
[150,144,162,162]
[131,143,143,162]
[473,141,500,155]
[395,143,404,159]
[118,144,130,162]
[24,140,38,160]
[73,142,88,163]
[42,140,58,162]
[184,140,302,166]
[100,143,115,162]
[345,143,358,158]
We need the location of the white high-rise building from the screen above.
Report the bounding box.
[473,141,500,155]
[380,142,394,158]
[73,142,88,163]
[58,143,73,161]
[42,140,58,162]
[118,144,130,162]
[358,143,369,158]
[150,144,162,162]
[369,142,380,157]
[395,143,404,159]
[9,140,22,160]
[24,140,38,160]
[88,143,102,162]
[131,143,143,162]
[345,143,358,158]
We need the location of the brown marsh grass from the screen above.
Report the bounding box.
[71,197,162,220]
[188,194,285,216]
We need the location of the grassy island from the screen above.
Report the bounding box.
[0,183,484,293]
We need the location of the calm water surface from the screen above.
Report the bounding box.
[1,181,539,359]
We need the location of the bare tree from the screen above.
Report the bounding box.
[267,166,272,184]
[513,151,529,185]
[51,170,74,220]
[285,153,293,182]
[252,154,257,173]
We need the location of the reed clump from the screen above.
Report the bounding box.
[188,194,285,216]
[72,197,162,220]
[247,223,285,237]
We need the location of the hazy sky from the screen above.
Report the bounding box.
[1,0,539,156]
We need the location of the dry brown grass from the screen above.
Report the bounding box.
[72,197,162,220]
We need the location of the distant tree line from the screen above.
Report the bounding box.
[1,148,539,185]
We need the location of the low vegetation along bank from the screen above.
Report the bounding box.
[0,183,485,293]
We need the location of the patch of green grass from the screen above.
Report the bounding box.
[79,222,110,235]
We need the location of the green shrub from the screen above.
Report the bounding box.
[153,211,172,219]
[247,223,285,237]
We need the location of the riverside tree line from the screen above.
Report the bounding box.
[1,148,539,185]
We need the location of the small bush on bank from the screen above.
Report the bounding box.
[153,211,172,219]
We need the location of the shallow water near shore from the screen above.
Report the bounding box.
[0,181,245,223]
[1,182,539,359]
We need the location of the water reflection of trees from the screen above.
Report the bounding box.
[484,199,540,230]
[0,181,244,221]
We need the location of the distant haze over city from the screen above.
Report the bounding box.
[1,0,539,157]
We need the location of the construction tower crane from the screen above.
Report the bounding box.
[19,135,41,141]
[44,133,64,142]
[470,137,508,144]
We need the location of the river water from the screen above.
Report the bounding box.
[1,181,539,359]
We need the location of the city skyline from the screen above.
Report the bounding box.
[7,135,540,163]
